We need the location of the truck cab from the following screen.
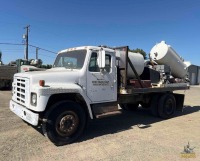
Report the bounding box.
[10,46,118,145]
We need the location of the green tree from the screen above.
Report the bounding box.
[0,51,2,61]
[41,64,52,69]
[0,51,3,65]
[129,48,147,59]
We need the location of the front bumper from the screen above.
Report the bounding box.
[10,100,39,126]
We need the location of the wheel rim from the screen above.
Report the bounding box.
[55,111,79,137]
[165,99,174,114]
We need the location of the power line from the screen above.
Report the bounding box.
[0,42,24,46]
[38,53,56,58]
[26,51,55,58]
[0,42,57,54]
[28,44,57,54]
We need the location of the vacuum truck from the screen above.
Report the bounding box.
[10,42,189,145]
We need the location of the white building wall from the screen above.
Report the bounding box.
[198,68,200,84]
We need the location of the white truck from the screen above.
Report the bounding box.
[10,42,189,145]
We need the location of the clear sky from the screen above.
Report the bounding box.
[0,0,200,65]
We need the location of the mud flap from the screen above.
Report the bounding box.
[174,94,185,111]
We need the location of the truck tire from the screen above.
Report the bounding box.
[141,102,151,109]
[158,94,176,119]
[120,103,139,111]
[42,101,86,146]
[150,95,159,117]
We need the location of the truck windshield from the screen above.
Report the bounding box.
[54,50,87,69]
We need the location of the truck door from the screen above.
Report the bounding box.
[87,50,117,103]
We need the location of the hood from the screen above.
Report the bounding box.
[14,67,80,86]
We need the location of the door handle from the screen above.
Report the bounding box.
[111,80,116,88]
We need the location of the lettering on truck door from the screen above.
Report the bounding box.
[86,51,117,103]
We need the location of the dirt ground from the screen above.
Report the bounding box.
[0,86,200,161]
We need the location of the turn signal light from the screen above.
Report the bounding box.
[39,80,45,87]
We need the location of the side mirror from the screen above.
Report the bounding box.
[98,50,105,69]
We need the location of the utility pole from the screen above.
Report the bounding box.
[23,25,30,61]
[36,47,39,59]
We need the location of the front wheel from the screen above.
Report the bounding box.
[42,101,86,146]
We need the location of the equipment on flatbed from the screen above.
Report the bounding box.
[150,41,190,79]
[116,50,145,78]
[9,42,190,145]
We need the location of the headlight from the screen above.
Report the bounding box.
[31,93,37,106]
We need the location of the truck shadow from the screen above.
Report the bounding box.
[78,105,200,143]
[0,87,12,91]
[32,105,200,144]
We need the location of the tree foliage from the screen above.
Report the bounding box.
[0,51,2,60]
[129,48,147,59]
[0,51,3,65]
[40,64,52,69]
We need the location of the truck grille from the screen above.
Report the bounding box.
[12,77,30,107]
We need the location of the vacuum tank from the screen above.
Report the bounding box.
[150,41,188,78]
[116,51,144,78]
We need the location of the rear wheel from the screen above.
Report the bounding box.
[158,94,176,119]
[120,103,139,111]
[150,95,159,117]
[42,101,86,146]
[141,102,151,109]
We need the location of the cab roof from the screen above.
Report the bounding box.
[58,46,115,54]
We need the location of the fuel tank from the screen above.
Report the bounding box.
[117,51,144,78]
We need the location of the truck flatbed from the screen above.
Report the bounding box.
[121,83,189,94]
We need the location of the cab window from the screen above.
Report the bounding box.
[105,54,111,72]
[89,52,100,72]
[89,52,111,72]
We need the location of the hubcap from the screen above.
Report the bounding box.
[56,111,79,137]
